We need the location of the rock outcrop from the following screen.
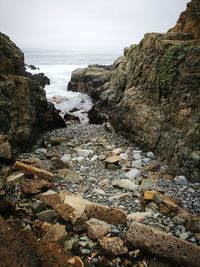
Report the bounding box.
[170,0,200,44]
[68,0,200,181]
[0,32,65,159]
[68,64,113,101]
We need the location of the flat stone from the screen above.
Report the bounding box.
[36,209,59,222]
[112,179,139,191]
[90,155,98,161]
[14,161,54,181]
[105,155,121,164]
[112,148,122,155]
[127,212,152,223]
[42,222,67,242]
[132,160,143,169]
[133,152,142,160]
[58,169,82,182]
[58,195,88,224]
[140,178,154,191]
[20,179,51,194]
[85,203,127,225]
[60,154,71,164]
[75,148,93,157]
[124,168,140,180]
[126,222,200,267]
[86,218,111,240]
[144,190,158,200]
[99,236,128,256]
[119,153,128,160]
[6,171,25,183]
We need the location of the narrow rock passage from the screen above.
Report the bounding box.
[1,121,200,266]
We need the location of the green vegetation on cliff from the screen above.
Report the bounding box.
[159,45,188,95]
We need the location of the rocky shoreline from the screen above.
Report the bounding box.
[0,0,200,266]
[68,0,200,181]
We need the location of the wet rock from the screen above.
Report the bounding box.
[99,236,128,256]
[86,218,111,240]
[20,179,51,194]
[85,203,127,225]
[126,221,200,267]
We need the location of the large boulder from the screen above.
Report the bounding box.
[0,32,65,159]
[68,0,200,181]
[68,64,112,101]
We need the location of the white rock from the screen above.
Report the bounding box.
[60,154,71,164]
[90,155,98,162]
[35,148,47,154]
[143,158,151,163]
[119,153,128,160]
[173,176,188,186]
[124,169,140,180]
[127,211,152,223]
[42,189,57,195]
[133,153,142,160]
[93,188,106,195]
[75,149,94,158]
[132,160,143,169]
[147,152,155,159]
[76,156,85,163]
[80,166,88,172]
[112,148,122,155]
[112,179,139,191]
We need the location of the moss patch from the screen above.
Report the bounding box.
[159,45,188,95]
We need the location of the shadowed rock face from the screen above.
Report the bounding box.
[0,32,65,159]
[68,0,200,181]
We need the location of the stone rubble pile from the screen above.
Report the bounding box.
[1,122,200,266]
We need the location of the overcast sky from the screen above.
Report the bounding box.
[0,0,189,52]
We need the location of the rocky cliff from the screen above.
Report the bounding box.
[68,0,200,181]
[0,32,65,160]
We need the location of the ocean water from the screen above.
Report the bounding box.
[24,49,119,122]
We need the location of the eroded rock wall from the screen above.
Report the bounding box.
[0,32,65,159]
[68,0,200,181]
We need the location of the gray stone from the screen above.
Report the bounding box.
[124,168,140,180]
[36,209,59,222]
[112,179,139,191]
[173,176,188,186]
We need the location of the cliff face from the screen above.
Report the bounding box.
[170,0,200,44]
[0,32,65,159]
[68,0,200,181]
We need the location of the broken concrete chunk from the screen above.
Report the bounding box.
[126,222,200,267]
[85,203,127,225]
[14,161,54,181]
